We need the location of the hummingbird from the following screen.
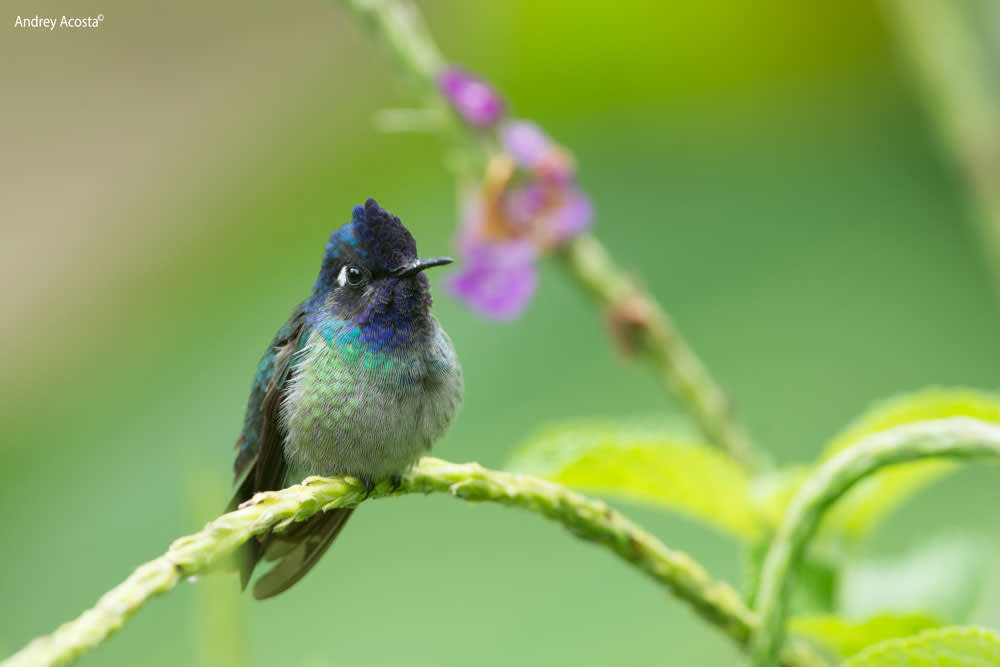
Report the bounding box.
[229,198,463,599]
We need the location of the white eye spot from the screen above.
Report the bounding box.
[336,265,348,287]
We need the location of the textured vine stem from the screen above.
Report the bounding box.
[338,0,764,472]
[882,0,1000,294]
[750,417,1000,666]
[2,458,822,667]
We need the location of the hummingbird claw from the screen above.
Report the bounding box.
[362,477,375,500]
[389,475,403,493]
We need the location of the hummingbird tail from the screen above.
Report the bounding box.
[249,507,355,600]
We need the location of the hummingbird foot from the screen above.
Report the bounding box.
[388,475,404,493]
[361,477,376,500]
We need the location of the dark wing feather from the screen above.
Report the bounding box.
[228,301,310,589]
[228,301,358,597]
[231,301,310,489]
[252,507,354,599]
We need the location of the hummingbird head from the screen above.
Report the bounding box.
[311,198,452,346]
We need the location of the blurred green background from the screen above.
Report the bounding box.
[3,1,1000,665]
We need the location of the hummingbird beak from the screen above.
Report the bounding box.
[392,256,454,278]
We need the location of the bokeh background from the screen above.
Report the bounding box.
[4,1,1000,665]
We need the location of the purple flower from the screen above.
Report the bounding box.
[544,185,593,242]
[438,88,593,319]
[448,237,538,320]
[504,181,593,245]
[437,67,506,128]
[501,120,575,185]
[500,121,551,167]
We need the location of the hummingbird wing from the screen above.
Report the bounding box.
[231,301,309,493]
[251,506,354,599]
[229,301,310,588]
[228,301,357,599]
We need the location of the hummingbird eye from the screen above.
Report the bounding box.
[343,264,365,287]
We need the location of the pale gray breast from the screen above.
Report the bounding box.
[282,319,462,483]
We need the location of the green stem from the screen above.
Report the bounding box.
[338,0,765,472]
[3,459,821,667]
[882,0,1000,295]
[750,417,1000,665]
[342,0,443,78]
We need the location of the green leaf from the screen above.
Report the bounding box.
[820,387,1000,538]
[752,388,1000,540]
[824,388,1000,455]
[506,418,760,538]
[841,539,986,623]
[842,626,1000,666]
[790,613,942,660]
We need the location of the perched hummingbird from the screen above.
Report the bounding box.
[230,198,463,599]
